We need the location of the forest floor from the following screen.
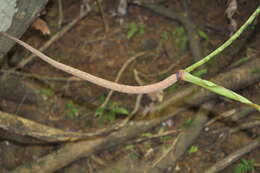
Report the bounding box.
[0,0,259,173]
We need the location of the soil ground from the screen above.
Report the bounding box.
[0,0,259,173]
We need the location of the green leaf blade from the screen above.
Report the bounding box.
[182,71,260,112]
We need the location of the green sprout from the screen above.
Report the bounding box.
[172,26,188,51]
[182,117,194,128]
[234,159,255,173]
[197,30,209,41]
[188,145,198,154]
[230,57,251,68]
[96,102,129,123]
[126,23,145,39]
[66,101,79,118]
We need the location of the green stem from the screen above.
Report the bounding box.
[182,71,260,112]
[185,6,260,73]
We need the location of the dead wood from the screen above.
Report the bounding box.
[0,75,39,104]
[203,138,260,173]
[230,106,257,122]
[0,110,129,144]
[212,119,260,135]
[10,58,260,173]
[148,102,215,173]
[96,102,214,173]
[11,110,185,173]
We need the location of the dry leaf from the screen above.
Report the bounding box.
[32,18,51,35]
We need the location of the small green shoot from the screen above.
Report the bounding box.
[97,102,129,122]
[144,142,152,149]
[98,94,106,103]
[251,67,260,74]
[141,132,153,138]
[230,57,250,68]
[161,31,169,40]
[127,23,138,39]
[129,153,139,160]
[166,84,178,93]
[188,145,198,154]
[126,145,139,160]
[197,30,209,41]
[126,144,135,150]
[172,27,188,51]
[161,135,172,142]
[139,24,145,35]
[234,159,255,173]
[66,101,79,118]
[125,23,145,39]
[95,107,105,116]
[182,117,194,128]
[39,89,54,100]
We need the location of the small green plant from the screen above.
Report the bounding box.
[182,117,194,128]
[125,23,145,39]
[39,89,54,99]
[125,144,135,150]
[66,101,79,118]
[141,132,153,137]
[95,101,129,122]
[230,57,251,68]
[251,67,260,74]
[166,84,178,93]
[234,159,255,173]
[161,31,169,40]
[144,142,152,149]
[188,145,198,154]
[197,30,209,41]
[161,135,172,142]
[172,27,188,51]
[125,144,139,160]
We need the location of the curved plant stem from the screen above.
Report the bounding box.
[185,6,260,72]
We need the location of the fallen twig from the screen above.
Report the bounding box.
[203,138,260,173]
[98,52,146,108]
[0,110,124,143]
[11,109,185,173]
[229,120,260,134]
[212,120,260,135]
[148,102,214,172]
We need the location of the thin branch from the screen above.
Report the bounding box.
[185,7,260,72]
[203,138,260,173]
[98,52,146,108]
